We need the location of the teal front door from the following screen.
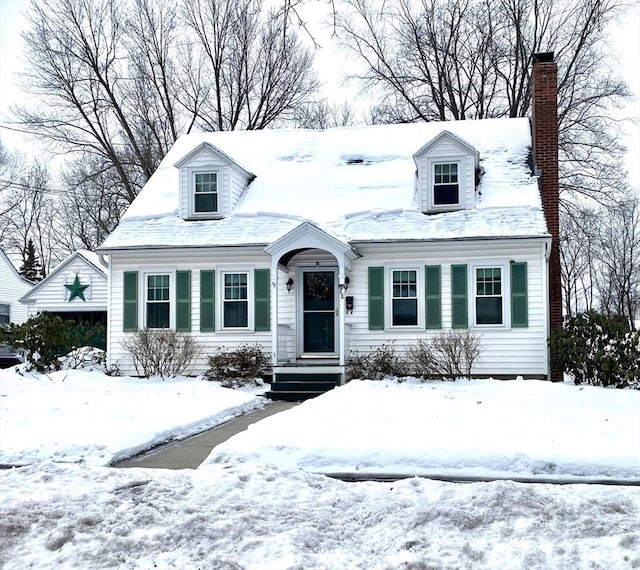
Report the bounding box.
[302,270,336,354]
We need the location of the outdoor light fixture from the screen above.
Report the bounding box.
[286,277,294,293]
[339,276,350,298]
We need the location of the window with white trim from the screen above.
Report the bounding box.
[392,269,418,326]
[474,267,503,325]
[194,172,218,213]
[223,272,248,328]
[0,303,9,324]
[146,274,170,328]
[433,162,459,205]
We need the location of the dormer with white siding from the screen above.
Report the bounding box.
[174,142,255,220]
[413,130,480,214]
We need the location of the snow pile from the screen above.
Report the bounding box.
[1,462,638,569]
[203,378,640,482]
[1,370,639,568]
[0,369,265,466]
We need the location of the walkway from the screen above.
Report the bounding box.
[114,401,297,470]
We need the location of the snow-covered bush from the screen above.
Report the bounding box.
[407,330,481,380]
[60,347,106,371]
[204,344,271,388]
[550,312,640,389]
[121,328,201,379]
[346,342,409,380]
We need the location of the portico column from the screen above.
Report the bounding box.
[271,259,279,365]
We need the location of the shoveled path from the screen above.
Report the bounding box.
[114,401,297,470]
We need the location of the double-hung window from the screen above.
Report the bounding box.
[433,162,459,205]
[223,272,248,328]
[475,267,503,325]
[194,172,218,214]
[146,274,170,328]
[392,269,418,326]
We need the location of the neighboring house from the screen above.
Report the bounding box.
[99,54,561,393]
[0,249,33,325]
[0,249,34,367]
[20,250,108,349]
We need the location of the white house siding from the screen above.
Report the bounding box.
[107,247,273,376]
[25,257,107,316]
[0,252,32,324]
[344,238,549,378]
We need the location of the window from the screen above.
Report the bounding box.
[223,272,248,328]
[146,274,170,328]
[392,270,418,326]
[0,303,9,324]
[194,172,218,213]
[433,162,459,205]
[475,267,503,325]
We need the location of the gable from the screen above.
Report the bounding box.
[20,251,108,310]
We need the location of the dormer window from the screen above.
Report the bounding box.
[433,162,460,206]
[194,172,218,213]
[413,130,479,214]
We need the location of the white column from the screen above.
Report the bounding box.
[271,259,279,365]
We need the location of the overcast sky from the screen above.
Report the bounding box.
[0,0,638,189]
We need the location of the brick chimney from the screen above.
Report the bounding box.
[531,52,562,381]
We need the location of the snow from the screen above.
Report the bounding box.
[203,379,640,482]
[0,369,265,466]
[1,367,639,569]
[100,119,547,251]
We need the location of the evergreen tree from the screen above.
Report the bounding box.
[20,238,43,282]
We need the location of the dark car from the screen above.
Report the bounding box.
[0,344,23,369]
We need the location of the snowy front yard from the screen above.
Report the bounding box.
[1,367,639,569]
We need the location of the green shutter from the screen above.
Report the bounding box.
[511,262,528,328]
[451,264,468,329]
[123,271,138,332]
[254,268,270,331]
[368,266,384,330]
[200,270,215,332]
[176,270,191,332]
[425,265,442,329]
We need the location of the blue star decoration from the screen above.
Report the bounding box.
[65,274,90,302]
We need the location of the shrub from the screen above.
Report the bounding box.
[550,312,640,389]
[346,342,409,380]
[0,311,91,373]
[204,344,271,388]
[407,330,481,380]
[121,328,201,378]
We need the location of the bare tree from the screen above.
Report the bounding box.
[335,0,631,204]
[290,99,356,129]
[596,192,640,327]
[0,160,60,275]
[180,0,319,131]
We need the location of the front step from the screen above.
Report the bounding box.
[266,372,341,401]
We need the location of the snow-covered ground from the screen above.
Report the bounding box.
[1,366,639,569]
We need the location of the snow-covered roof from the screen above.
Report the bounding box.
[99,118,548,251]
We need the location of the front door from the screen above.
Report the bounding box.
[301,269,337,355]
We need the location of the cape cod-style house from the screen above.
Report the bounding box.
[99,54,562,395]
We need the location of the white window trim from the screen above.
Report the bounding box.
[426,156,465,212]
[142,268,176,330]
[468,260,511,329]
[187,166,223,219]
[386,265,423,329]
[218,267,255,332]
